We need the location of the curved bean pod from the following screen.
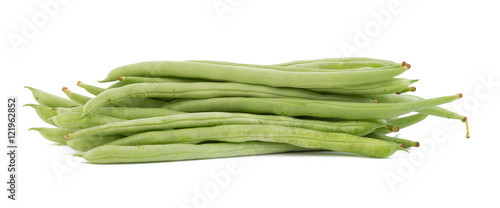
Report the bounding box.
[105,124,406,158]
[99,61,409,88]
[24,104,58,126]
[77,81,105,95]
[366,133,419,148]
[373,113,428,134]
[62,87,91,104]
[367,94,469,138]
[29,127,77,143]
[66,112,385,139]
[25,86,79,108]
[75,141,313,164]
[163,94,462,120]
[77,81,167,108]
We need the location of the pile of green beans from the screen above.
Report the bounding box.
[26,57,469,164]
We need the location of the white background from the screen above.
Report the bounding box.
[1,0,499,207]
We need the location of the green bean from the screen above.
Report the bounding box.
[74,141,314,164]
[24,104,58,126]
[275,57,400,67]
[77,81,167,108]
[163,94,462,120]
[287,61,391,69]
[108,76,200,88]
[187,60,393,72]
[49,112,127,129]
[77,81,105,95]
[62,87,91,104]
[98,61,409,88]
[82,82,375,116]
[395,86,416,94]
[66,112,385,139]
[367,94,469,138]
[105,125,406,158]
[57,106,184,120]
[309,78,418,95]
[29,127,77,143]
[373,113,428,134]
[66,135,123,151]
[366,133,419,148]
[25,86,79,108]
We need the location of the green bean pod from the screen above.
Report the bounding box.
[373,113,428,134]
[75,141,314,164]
[66,112,385,139]
[77,81,105,95]
[57,106,183,120]
[287,61,392,69]
[77,81,167,108]
[367,94,469,138]
[49,112,127,129]
[62,87,91,104]
[66,135,123,151]
[24,104,58,126]
[309,78,418,95]
[29,127,77,143]
[366,133,419,148]
[99,61,409,88]
[25,86,79,108]
[105,124,407,158]
[163,94,462,120]
[275,57,400,67]
[82,82,375,116]
[187,59,394,72]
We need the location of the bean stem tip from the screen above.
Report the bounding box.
[414,142,420,147]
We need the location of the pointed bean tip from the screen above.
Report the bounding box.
[73,153,83,157]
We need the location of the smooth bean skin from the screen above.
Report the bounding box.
[25,86,79,108]
[77,81,105,95]
[275,57,399,67]
[24,104,58,126]
[82,82,375,116]
[309,78,418,95]
[67,112,384,139]
[288,61,392,69]
[77,81,167,108]
[62,87,91,104]
[75,141,313,164]
[105,125,406,158]
[163,94,462,120]
[366,94,465,120]
[99,61,408,88]
[50,112,126,129]
[57,106,184,120]
[373,113,428,134]
[29,127,77,143]
[366,133,419,148]
[108,76,200,89]
[66,135,123,151]
[187,60,395,72]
